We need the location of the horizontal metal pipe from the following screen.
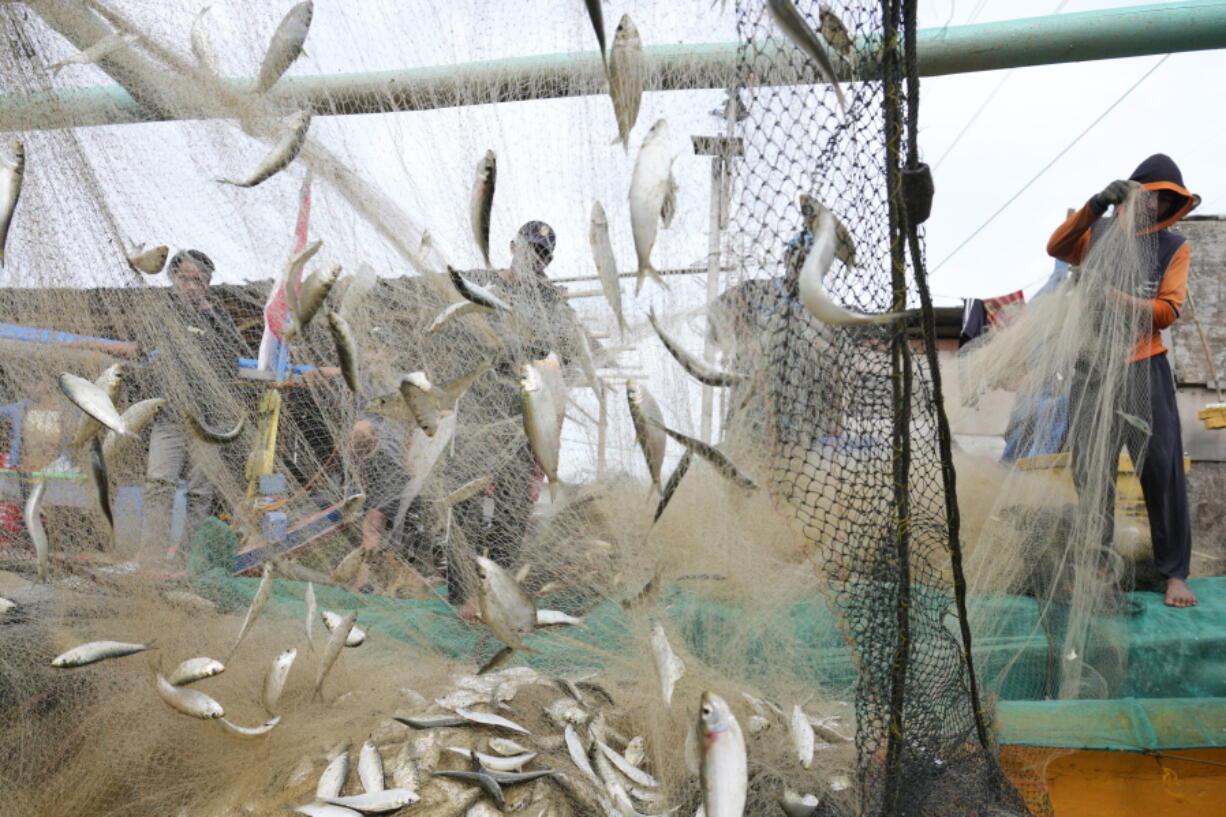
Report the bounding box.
[6,1,1225,132]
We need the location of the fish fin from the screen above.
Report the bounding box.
[300,46,310,58]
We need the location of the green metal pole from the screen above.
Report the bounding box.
[5,1,1226,132]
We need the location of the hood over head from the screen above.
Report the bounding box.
[1128,153,1199,230]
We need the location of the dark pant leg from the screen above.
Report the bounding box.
[486,444,535,569]
[1128,354,1191,580]
[1068,367,1121,548]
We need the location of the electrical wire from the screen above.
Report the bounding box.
[930,53,1171,275]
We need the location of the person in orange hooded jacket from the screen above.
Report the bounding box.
[1047,153,1199,608]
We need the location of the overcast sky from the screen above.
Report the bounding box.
[9,0,1223,478]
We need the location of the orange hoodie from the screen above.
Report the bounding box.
[1046,154,1197,362]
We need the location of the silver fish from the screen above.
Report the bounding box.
[1117,409,1152,436]
[294,806,361,817]
[262,647,297,713]
[156,673,224,719]
[254,1,313,93]
[819,3,855,66]
[629,118,674,294]
[168,656,225,686]
[779,790,820,817]
[607,15,643,151]
[520,363,563,501]
[699,691,747,817]
[655,422,757,492]
[0,597,15,616]
[434,770,504,808]
[185,412,245,444]
[331,547,364,584]
[59,373,128,437]
[624,736,646,767]
[471,150,497,268]
[88,437,113,531]
[324,790,420,813]
[596,738,658,788]
[327,310,361,393]
[217,109,311,188]
[101,398,166,461]
[536,609,584,627]
[800,194,857,269]
[230,563,273,657]
[313,610,357,699]
[592,745,638,817]
[305,581,317,643]
[453,705,531,735]
[654,448,692,523]
[627,380,666,492]
[190,5,218,74]
[358,739,385,793]
[393,715,469,729]
[767,0,847,110]
[589,201,627,337]
[49,32,139,75]
[317,745,352,799]
[0,141,23,266]
[650,624,685,707]
[488,738,528,756]
[565,724,599,784]
[428,300,484,334]
[51,640,147,668]
[648,309,744,387]
[322,609,366,647]
[127,244,168,274]
[285,238,323,318]
[71,364,126,449]
[24,478,48,581]
[476,553,536,653]
[799,209,904,326]
[288,263,341,336]
[448,266,511,311]
[219,715,281,738]
[442,475,493,507]
[443,746,537,772]
[789,704,815,769]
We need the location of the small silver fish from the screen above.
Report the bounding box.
[71,364,126,449]
[648,309,744,387]
[185,412,245,444]
[627,380,667,492]
[699,691,747,817]
[448,266,511,312]
[607,15,643,151]
[288,263,341,337]
[101,398,166,461]
[623,736,646,768]
[427,300,484,334]
[589,202,627,337]
[476,555,536,653]
[779,790,821,817]
[819,3,855,66]
[767,0,847,109]
[218,715,281,738]
[536,609,584,628]
[24,478,48,581]
[190,5,218,74]
[358,739,385,793]
[650,624,685,707]
[520,363,563,502]
[1117,409,1152,436]
[0,597,15,616]
[655,422,758,492]
[59,373,128,437]
[565,724,599,784]
[800,194,857,269]
[284,238,323,318]
[629,119,674,293]
[331,547,364,585]
[321,609,366,647]
[596,738,658,788]
[156,673,224,719]
[253,1,313,93]
[471,150,496,268]
[789,704,815,769]
[313,610,357,699]
[88,437,113,531]
[323,790,420,812]
[488,738,528,756]
[262,647,297,713]
[799,209,904,326]
[230,563,273,657]
[0,141,23,266]
[51,640,147,668]
[168,657,225,686]
[49,32,139,75]
[654,448,692,523]
[453,705,531,735]
[316,745,351,799]
[442,746,537,772]
[441,475,494,507]
[326,311,361,393]
[127,244,168,274]
[305,582,317,643]
[217,109,311,188]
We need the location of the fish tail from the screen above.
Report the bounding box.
[215,178,238,186]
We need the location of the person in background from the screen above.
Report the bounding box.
[449,220,583,620]
[138,249,249,562]
[1047,154,1199,608]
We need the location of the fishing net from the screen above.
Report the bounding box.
[0,1,1107,815]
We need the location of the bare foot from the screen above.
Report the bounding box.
[456,600,480,624]
[1164,578,1198,608]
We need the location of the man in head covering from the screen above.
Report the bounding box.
[1047,154,1200,608]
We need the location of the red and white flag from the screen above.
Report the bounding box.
[257,172,313,370]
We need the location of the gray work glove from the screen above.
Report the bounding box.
[1092,179,1132,212]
